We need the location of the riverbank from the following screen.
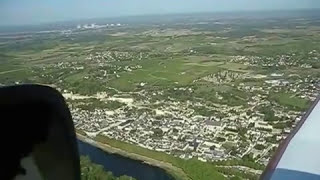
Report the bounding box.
[77,133,190,180]
[77,130,226,180]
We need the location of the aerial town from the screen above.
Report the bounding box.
[65,47,319,177]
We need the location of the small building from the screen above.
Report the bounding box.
[205,120,223,131]
[255,121,273,130]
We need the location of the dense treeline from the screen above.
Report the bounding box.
[80,156,135,180]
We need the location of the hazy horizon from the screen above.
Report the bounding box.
[1,0,320,26]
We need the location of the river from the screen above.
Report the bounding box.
[78,140,175,180]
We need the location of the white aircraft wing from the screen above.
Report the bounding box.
[261,96,320,180]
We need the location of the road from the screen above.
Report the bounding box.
[0,69,23,75]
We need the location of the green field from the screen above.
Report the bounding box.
[270,92,310,111]
[108,57,222,91]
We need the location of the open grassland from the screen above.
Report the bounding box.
[270,92,311,111]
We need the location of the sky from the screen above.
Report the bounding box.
[0,0,320,26]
